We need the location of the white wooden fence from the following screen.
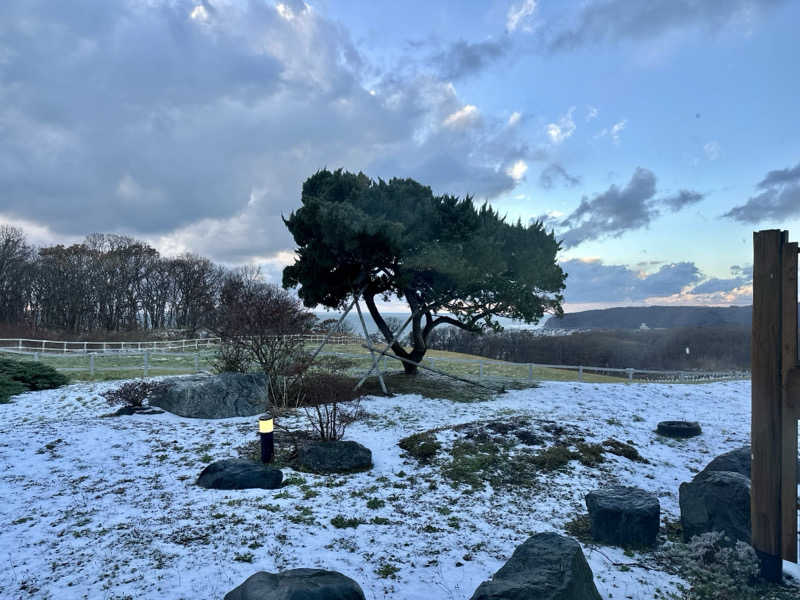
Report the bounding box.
[0,336,748,383]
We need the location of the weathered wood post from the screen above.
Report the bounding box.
[751,229,799,581]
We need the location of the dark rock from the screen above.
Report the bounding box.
[656,421,702,438]
[470,532,602,600]
[701,445,800,480]
[515,430,544,445]
[224,568,365,600]
[196,459,282,490]
[149,372,267,419]
[585,486,660,548]
[679,470,750,544]
[296,440,372,474]
[107,405,165,417]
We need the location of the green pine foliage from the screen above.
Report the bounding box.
[0,357,70,398]
[283,169,566,373]
[0,376,28,403]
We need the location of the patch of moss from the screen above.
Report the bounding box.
[603,438,648,463]
[563,512,593,543]
[531,445,578,471]
[398,431,442,462]
[575,442,606,467]
[330,515,363,529]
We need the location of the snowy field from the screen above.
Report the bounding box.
[0,378,769,599]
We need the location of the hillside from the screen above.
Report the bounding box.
[546,305,756,330]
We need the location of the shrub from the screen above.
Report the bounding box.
[104,380,168,408]
[660,532,771,600]
[0,375,28,403]
[0,358,69,392]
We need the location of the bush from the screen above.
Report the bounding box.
[0,358,69,392]
[104,380,168,408]
[657,531,800,600]
[0,375,28,403]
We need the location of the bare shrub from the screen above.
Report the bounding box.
[104,380,167,408]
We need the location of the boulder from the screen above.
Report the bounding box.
[224,568,365,600]
[701,445,800,480]
[679,470,750,544]
[470,532,602,600]
[296,440,372,474]
[197,459,282,490]
[149,373,267,419]
[585,486,660,548]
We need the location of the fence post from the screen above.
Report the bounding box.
[90,354,95,377]
[194,353,199,373]
[63,341,67,355]
[83,341,87,353]
[528,363,533,383]
[144,350,150,377]
[627,368,634,382]
[41,340,45,352]
[578,365,583,382]
[18,339,21,350]
[103,342,107,352]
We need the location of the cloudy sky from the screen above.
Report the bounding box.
[1,0,798,311]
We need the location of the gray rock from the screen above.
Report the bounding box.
[196,459,282,490]
[224,568,365,600]
[585,486,660,548]
[701,445,800,480]
[679,470,750,544]
[149,372,267,419]
[296,440,372,474]
[470,532,602,600]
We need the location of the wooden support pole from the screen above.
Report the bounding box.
[355,300,388,395]
[751,229,786,581]
[781,239,799,563]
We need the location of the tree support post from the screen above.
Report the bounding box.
[751,229,800,582]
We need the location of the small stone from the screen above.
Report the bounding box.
[470,532,602,600]
[585,486,660,548]
[224,568,365,600]
[296,440,372,474]
[197,459,282,490]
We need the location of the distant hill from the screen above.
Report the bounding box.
[545,305,755,330]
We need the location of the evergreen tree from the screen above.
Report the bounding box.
[283,169,566,374]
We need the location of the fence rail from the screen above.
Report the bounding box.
[0,334,364,355]
[0,336,749,384]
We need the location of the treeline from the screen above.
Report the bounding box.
[0,225,285,336]
[427,325,751,371]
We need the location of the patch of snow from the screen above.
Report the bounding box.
[0,378,777,599]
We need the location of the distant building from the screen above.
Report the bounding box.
[639,323,649,330]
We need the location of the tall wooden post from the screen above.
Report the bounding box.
[752,229,800,581]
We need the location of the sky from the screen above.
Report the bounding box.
[1,0,799,312]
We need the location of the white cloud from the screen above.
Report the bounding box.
[546,106,576,144]
[506,159,528,181]
[443,104,480,129]
[586,105,598,121]
[189,5,209,22]
[610,119,627,143]
[507,111,522,126]
[506,0,537,32]
[704,141,720,160]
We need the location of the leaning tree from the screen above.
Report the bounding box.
[282,169,566,374]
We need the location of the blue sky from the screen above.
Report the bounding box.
[1,0,798,311]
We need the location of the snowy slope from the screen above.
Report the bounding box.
[0,378,776,599]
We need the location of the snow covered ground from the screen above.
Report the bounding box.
[0,378,773,599]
